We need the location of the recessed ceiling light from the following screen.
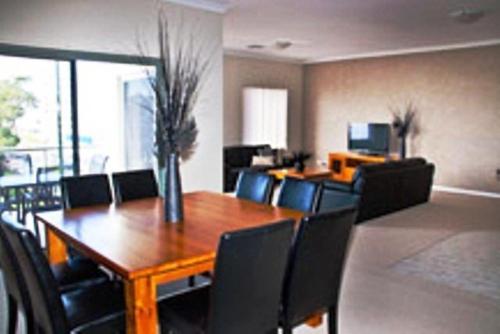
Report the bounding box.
[247,44,265,50]
[449,7,485,24]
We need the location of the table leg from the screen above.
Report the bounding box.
[45,226,67,264]
[125,277,158,334]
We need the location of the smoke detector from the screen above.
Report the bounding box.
[449,7,485,24]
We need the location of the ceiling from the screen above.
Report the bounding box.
[218,0,500,63]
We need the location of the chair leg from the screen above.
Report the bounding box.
[327,307,338,334]
[282,326,293,334]
[7,296,18,334]
[188,275,196,287]
[33,215,42,245]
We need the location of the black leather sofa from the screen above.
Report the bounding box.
[317,158,435,223]
[223,145,293,192]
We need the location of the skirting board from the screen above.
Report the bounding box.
[433,185,500,199]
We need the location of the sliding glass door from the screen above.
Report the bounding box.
[0,52,157,184]
[76,60,156,174]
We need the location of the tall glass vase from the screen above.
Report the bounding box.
[399,136,407,159]
[164,152,184,222]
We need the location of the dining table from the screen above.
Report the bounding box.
[35,191,304,334]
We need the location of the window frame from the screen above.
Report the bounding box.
[0,43,160,175]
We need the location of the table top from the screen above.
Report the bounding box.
[268,166,332,180]
[35,191,304,280]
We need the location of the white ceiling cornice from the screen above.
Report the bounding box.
[224,49,304,65]
[163,0,230,13]
[306,39,500,65]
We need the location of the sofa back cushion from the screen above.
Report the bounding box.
[224,145,271,168]
[353,158,434,222]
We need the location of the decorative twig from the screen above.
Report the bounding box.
[137,9,212,167]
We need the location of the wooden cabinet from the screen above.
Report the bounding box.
[328,152,387,183]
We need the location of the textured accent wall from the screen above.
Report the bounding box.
[224,55,304,150]
[304,45,500,193]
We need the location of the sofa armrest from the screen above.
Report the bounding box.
[316,187,359,213]
[323,180,353,193]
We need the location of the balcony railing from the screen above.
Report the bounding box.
[0,146,106,212]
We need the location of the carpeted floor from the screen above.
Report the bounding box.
[333,190,500,334]
[392,231,500,302]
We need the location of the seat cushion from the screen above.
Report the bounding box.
[62,281,125,333]
[159,285,210,334]
[52,258,109,294]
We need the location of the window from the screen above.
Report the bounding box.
[76,60,155,173]
[242,87,288,149]
[0,48,157,182]
[0,55,73,181]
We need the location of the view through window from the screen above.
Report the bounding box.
[0,55,73,183]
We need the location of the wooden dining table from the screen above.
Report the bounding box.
[35,191,304,334]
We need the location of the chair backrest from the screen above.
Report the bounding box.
[61,174,113,209]
[111,169,159,204]
[0,214,34,333]
[207,219,294,334]
[277,177,321,213]
[235,170,275,204]
[1,215,69,334]
[3,152,33,175]
[36,165,73,183]
[280,207,356,328]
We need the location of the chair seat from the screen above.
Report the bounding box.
[62,281,125,333]
[158,285,210,334]
[52,258,109,293]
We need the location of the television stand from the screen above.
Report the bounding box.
[328,152,389,183]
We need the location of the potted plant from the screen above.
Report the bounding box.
[391,103,416,159]
[140,12,210,222]
[291,151,311,172]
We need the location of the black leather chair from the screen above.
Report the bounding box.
[60,174,113,261]
[159,219,295,334]
[0,215,32,334]
[315,183,360,214]
[2,214,108,290]
[61,174,113,209]
[112,169,159,204]
[280,208,356,334]
[277,177,321,213]
[235,170,275,204]
[2,216,125,334]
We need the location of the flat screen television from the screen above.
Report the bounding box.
[348,123,390,155]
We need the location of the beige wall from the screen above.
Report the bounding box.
[0,0,223,192]
[224,55,304,151]
[304,45,500,193]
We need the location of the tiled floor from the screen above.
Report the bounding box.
[296,191,500,334]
